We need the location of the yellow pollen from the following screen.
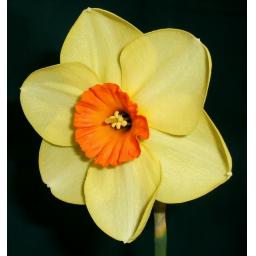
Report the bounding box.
[105,111,129,130]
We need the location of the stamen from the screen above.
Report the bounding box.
[105,111,130,130]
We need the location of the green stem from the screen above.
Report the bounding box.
[154,201,167,256]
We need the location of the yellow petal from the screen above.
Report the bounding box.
[20,62,99,146]
[60,8,143,85]
[39,140,90,205]
[84,146,161,243]
[120,29,211,135]
[142,111,232,203]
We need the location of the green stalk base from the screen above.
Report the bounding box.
[154,201,167,256]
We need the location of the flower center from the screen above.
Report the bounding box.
[73,83,149,167]
[104,111,131,130]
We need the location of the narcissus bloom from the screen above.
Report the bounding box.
[20,8,232,243]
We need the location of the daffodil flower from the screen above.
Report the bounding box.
[20,8,232,243]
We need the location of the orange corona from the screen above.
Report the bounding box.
[73,83,149,167]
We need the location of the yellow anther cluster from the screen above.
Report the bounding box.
[104,111,128,130]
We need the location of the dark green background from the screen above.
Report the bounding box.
[8,0,246,255]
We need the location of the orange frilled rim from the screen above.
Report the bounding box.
[73,83,149,167]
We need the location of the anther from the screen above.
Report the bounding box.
[105,111,131,130]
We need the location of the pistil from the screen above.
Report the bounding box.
[105,111,129,130]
